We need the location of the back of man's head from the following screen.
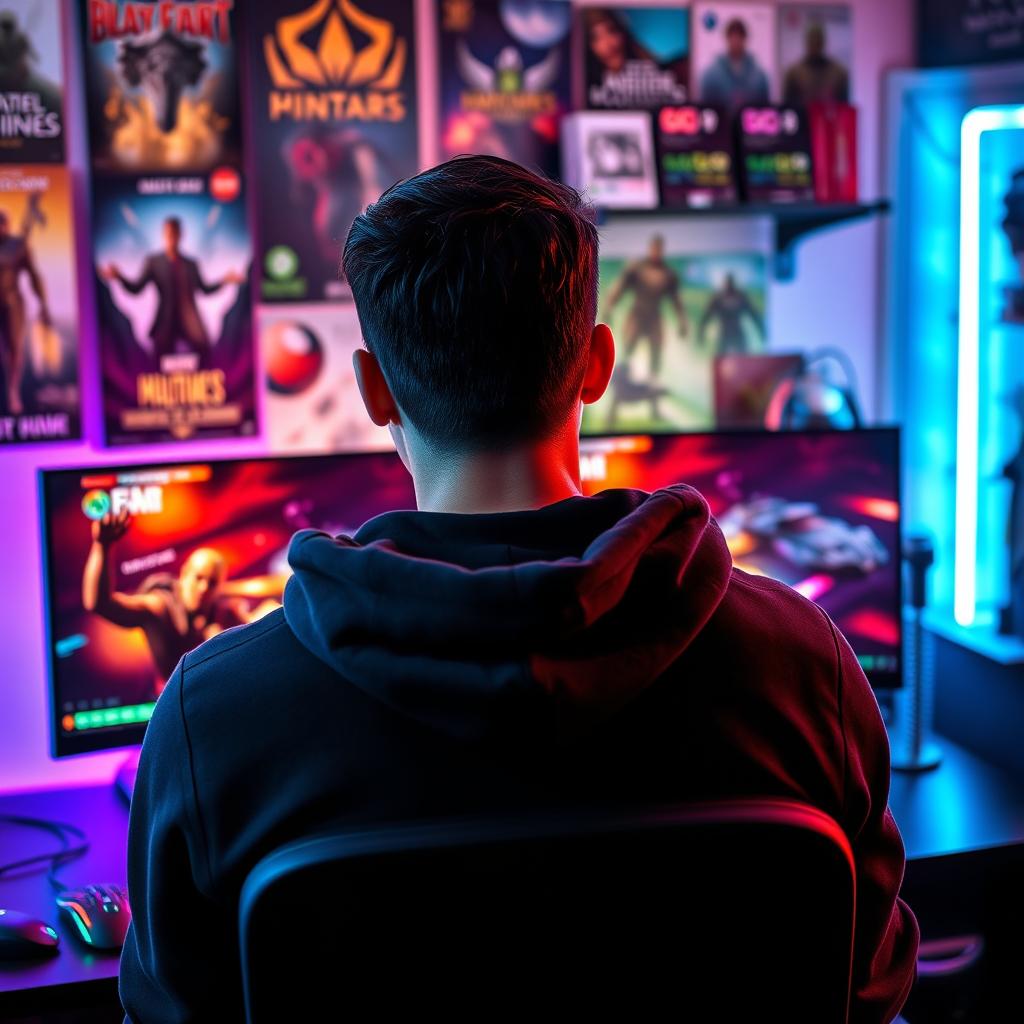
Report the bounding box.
[342,156,599,453]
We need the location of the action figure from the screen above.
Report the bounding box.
[1001,167,1024,323]
[102,216,243,368]
[698,273,764,355]
[1003,386,1024,637]
[0,206,50,415]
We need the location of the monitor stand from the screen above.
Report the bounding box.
[891,538,942,773]
[114,750,140,805]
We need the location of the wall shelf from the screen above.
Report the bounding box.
[596,200,892,282]
[923,609,1024,666]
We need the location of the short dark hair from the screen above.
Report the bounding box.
[164,216,182,234]
[342,155,599,452]
[725,18,748,38]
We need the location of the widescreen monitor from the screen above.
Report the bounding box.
[40,428,900,756]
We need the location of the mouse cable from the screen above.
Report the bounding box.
[0,814,90,892]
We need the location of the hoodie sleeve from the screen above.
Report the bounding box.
[829,619,920,1024]
[119,663,235,1023]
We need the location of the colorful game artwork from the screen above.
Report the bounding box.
[584,219,766,434]
[41,454,418,727]
[579,429,902,687]
[438,0,572,178]
[248,0,419,303]
[692,2,776,115]
[80,0,243,174]
[779,4,852,106]
[91,170,256,445]
[0,165,79,443]
[580,6,689,110]
[260,303,393,453]
[0,0,66,163]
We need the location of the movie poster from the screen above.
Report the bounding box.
[584,220,766,434]
[0,165,79,444]
[248,0,419,304]
[580,7,689,110]
[779,4,852,106]
[80,0,242,175]
[0,1,66,163]
[438,0,572,178]
[92,170,256,445]
[260,303,393,452]
[692,2,776,114]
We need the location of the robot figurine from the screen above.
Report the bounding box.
[1002,386,1024,638]
[1001,167,1024,324]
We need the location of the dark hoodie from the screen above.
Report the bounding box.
[120,486,918,1023]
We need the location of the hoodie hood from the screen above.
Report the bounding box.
[284,486,732,742]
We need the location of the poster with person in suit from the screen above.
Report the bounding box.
[92,170,256,445]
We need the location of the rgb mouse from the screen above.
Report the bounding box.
[0,908,60,959]
[56,884,132,950]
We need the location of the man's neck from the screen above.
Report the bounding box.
[412,431,583,514]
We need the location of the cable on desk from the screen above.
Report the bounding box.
[0,814,90,892]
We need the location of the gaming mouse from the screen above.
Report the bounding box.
[0,907,60,959]
[56,884,132,950]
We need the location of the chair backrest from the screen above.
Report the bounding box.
[239,799,855,1022]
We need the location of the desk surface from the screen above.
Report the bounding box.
[889,738,1024,861]
[0,784,127,1002]
[1,736,1023,1005]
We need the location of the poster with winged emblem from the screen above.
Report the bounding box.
[438,0,572,178]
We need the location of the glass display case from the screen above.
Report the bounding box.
[958,105,1024,636]
[884,65,1024,662]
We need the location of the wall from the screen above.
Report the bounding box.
[0,0,915,793]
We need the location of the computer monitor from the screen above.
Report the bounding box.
[39,453,416,757]
[578,428,902,689]
[40,428,900,756]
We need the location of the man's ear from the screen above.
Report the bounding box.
[580,323,615,406]
[353,349,401,427]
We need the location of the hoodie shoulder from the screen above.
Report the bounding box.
[181,608,291,674]
[716,567,840,678]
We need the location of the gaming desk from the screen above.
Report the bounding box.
[2,738,1023,1018]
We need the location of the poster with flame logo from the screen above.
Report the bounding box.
[249,0,419,303]
[0,165,80,444]
[80,0,242,175]
[0,0,66,163]
[438,0,572,179]
[91,170,256,445]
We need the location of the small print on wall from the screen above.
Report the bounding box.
[260,303,393,454]
[91,170,257,446]
[778,4,852,106]
[692,2,776,115]
[0,165,80,444]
